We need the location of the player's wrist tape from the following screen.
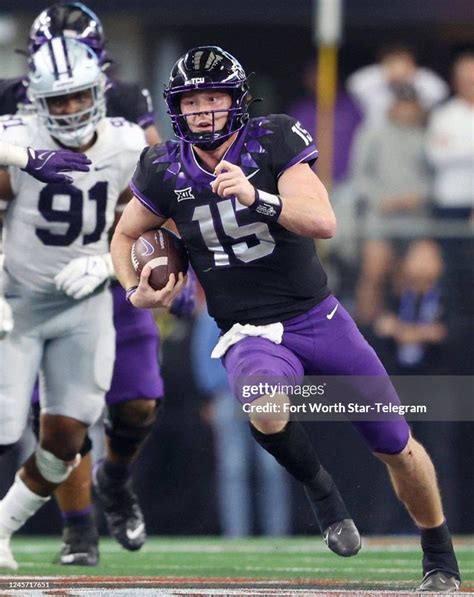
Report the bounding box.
[125,285,138,304]
[249,189,282,223]
[0,142,28,169]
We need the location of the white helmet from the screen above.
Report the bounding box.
[28,36,106,148]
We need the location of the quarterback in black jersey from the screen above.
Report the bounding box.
[112,46,460,592]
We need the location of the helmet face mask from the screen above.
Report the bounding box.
[28,37,106,148]
[29,2,106,64]
[164,46,250,150]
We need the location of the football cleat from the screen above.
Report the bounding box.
[416,570,460,592]
[57,524,99,566]
[93,462,146,551]
[0,535,18,570]
[323,519,361,557]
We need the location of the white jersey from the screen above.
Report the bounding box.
[0,114,145,296]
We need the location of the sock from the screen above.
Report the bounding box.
[62,506,94,529]
[249,420,321,482]
[250,422,351,532]
[420,521,460,579]
[102,459,132,481]
[0,475,49,536]
[304,467,351,531]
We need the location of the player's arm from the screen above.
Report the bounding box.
[213,160,336,239]
[0,141,90,184]
[276,163,336,238]
[110,196,185,309]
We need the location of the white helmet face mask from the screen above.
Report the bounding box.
[28,36,106,148]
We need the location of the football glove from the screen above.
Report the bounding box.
[0,295,14,339]
[22,147,91,184]
[55,254,115,300]
[170,268,196,317]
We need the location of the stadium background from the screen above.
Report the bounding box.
[0,0,472,543]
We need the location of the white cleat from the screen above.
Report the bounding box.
[0,535,18,570]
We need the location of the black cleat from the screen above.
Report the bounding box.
[304,468,361,558]
[416,570,460,592]
[323,519,361,557]
[57,525,99,566]
[93,462,146,551]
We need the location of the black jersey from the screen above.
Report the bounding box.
[0,77,154,129]
[133,114,330,330]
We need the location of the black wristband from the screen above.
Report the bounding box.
[248,189,282,223]
[125,285,138,304]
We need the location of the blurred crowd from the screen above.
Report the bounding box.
[288,44,473,376]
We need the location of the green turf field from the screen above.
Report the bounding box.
[1,536,473,594]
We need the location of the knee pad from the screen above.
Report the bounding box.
[0,443,16,456]
[104,401,160,457]
[35,445,81,484]
[32,403,92,457]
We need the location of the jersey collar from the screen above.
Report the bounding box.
[180,123,249,186]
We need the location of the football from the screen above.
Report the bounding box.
[131,228,189,291]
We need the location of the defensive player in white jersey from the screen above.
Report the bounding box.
[0,37,146,569]
[0,142,91,337]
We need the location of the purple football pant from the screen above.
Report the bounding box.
[223,295,409,455]
[107,284,163,404]
[31,285,163,406]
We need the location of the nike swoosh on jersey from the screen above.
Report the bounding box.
[95,164,111,171]
[326,304,339,320]
[246,169,260,180]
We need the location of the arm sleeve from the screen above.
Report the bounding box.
[271,114,319,178]
[130,146,170,218]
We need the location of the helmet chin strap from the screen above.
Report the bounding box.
[194,133,229,151]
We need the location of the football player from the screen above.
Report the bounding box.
[0,37,146,571]
[0,141,91,341]
[0,2,175,566]
[111,46,460,593]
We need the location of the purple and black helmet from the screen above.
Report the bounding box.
[164,46,250,150]
[28,2,106,64]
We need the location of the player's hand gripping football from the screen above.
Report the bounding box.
[23,147,91,184]
[211,160,256,207]
[129,266,186,309]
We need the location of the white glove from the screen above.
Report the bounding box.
[54,254,115,300]
[0,295,14,339]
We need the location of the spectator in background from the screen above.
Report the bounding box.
[425,53,474,221]
[192,306,290,537]
[347,44,448,125]
[352,84,430,325]
[424,52,474,375]
[373,240,447,375]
